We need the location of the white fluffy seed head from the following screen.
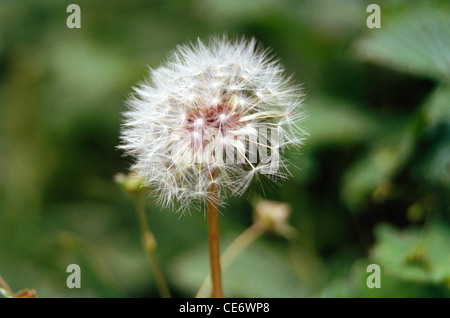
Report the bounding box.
[119,36,307,212]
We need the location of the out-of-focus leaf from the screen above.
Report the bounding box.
[427,144,450,189]
[371,223,450,284]
[303,97,382,149]
[416,137,450,191]
[423,85,450,126]
[321,257,450,298]
[354,9,450,81]
[169,236,306,297]
[414,84,450,190]
[341,124,414,211]
[42,39,133,136]
[39,201,155,297]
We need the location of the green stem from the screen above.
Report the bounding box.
[135,195,171,298]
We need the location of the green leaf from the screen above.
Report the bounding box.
[423,84,450,126]
[341,124,414,211]
[303,97,382,149]
[321,257,450,298]
[355,9,450,81]
[371,222,450,284]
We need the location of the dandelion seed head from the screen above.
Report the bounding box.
[119,36,307,212]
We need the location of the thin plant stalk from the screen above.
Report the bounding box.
[0,275,13,295]
[206,176,223,298]
[196,223,264,298]
[135,194,171,298]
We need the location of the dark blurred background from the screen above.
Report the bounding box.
[0,0,448,297]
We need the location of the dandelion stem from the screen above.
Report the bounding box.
[135,195,171,298]
[196,223,264,297]
[207,172,223,298]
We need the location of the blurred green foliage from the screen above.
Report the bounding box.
[0,0,449,297]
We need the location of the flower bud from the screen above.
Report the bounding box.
[254,199,294,238]
[114,172,147,197]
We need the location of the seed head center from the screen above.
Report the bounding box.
[186,102,241,134]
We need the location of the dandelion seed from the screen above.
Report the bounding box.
[119,36,307,212]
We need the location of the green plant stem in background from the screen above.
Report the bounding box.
[196,223,265,298]
[134,195,172,298]
[0,275,13,296]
